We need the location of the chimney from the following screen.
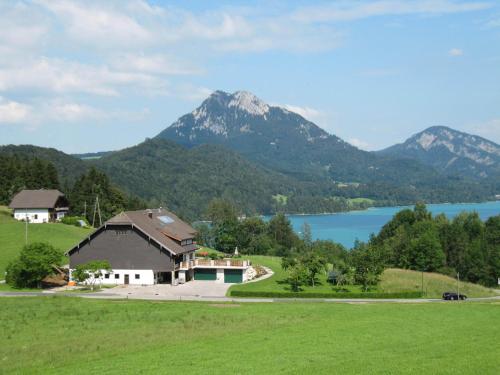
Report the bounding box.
[146,209,153,219]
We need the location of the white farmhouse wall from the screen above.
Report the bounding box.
[69,269,155,286]
[13,209,50,224]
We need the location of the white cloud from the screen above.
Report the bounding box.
[0,57,169,96]
[280,104,324,122]
[36,0,154,47]
[348,137,371,150]
[110,54,202,76]
[292,0,492,23]
[449,48,464,56]
[0,97,32,124]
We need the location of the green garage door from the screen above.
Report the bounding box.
[224,269,243,283]
[194,268,216,281]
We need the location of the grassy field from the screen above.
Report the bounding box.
[380,268,500,298]
[0,297,499,374]
[0,206,92,280]
[230,255,367,294]
[230,256,499,298]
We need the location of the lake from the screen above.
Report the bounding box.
[285,201,500,249]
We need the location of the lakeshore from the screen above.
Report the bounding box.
[284,201,500,248]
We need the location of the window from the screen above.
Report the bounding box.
[105,273,110,279]
[34,214,38,220]
[135,274,140,280]
[115,274,120,279]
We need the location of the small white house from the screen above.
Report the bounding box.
[9,189,69,223]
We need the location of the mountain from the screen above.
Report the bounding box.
[156,90,495,202]
[379,126,500,180]
[157,90,377,182]
[0,144,88,185]
[92,138,315,219]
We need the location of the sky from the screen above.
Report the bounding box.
[1,0,499,153]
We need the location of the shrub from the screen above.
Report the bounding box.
[229,290,423,299]
[6,242,63,288]
[61,216,88,227]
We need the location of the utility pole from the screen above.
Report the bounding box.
[457,272,460,302]
[92,196,102,228]
[83,201,87,219]
[421,270,424,296]
[25,208,28,245]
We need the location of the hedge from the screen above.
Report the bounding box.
[229,290,424,299]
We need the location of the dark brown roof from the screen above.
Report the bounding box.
[69,208,198,256]
[9,189,66,209]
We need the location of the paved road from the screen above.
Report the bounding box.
[1,290,499,303]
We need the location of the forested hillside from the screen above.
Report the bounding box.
[366,204,500,287]
[0,156,60,205]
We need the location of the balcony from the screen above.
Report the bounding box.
[178,258,251,270]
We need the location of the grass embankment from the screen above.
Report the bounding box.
[0,206,92,280]
[230,256,499,298]
[380,268,500,298]
[1,297,499,374]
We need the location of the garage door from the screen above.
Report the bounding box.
[194,268,216,281]
[224,269,243,283]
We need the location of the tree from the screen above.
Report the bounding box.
[350,242,385,291]
[72,260,112,290]
[205,199,239,253]
[301,251,327,287]
[6,242,63,288]
[68,167,138,224]
[484,216,500,286]
[285,263,309,292]
[300,222,312,247]
[205,198,238,225]
[268,213,299,256]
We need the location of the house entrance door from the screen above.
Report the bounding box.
[124,274,130,284]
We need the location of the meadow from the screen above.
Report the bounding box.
[229,256,500,298]
[0,297,499,374]
[0,206,91,280]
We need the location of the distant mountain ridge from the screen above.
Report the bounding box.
[156,90,496,202]
[379,126,500,179]
[1,93,499,219]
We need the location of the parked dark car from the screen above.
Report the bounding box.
[442,292,467,300]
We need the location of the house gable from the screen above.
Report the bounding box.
[69,225,175,271]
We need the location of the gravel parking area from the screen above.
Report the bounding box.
[108,281,232,300]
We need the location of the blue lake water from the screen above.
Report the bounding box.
[284,201,500,249]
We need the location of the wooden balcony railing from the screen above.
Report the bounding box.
[177,258,250,270]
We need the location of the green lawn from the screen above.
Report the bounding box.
[230,256,499,298]
[0,297,499,374]
[0,206,92,280]
[230,255,364,295]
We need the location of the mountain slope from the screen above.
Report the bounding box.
[379,126,500,179]
[156,90,496,203]
[156,91,453,184]
[93,138,309,219]
[0,144,88,185]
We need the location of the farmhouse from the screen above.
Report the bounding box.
[67,208,251,285]
[9,189,69,223]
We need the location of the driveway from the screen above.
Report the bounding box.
[108,281,232,300]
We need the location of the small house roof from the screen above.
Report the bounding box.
[9,189,66,209]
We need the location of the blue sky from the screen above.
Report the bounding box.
[1,0,499,153]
